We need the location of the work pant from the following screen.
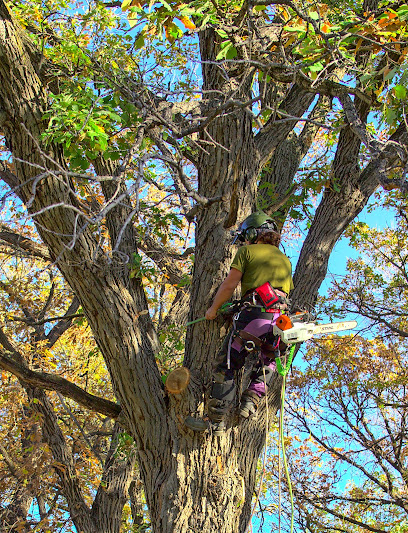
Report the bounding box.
[209,307,281,421]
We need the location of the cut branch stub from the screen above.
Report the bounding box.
[165,367,190,395]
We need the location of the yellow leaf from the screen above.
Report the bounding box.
[122,0,142,9]
[179,16,195,30]
[278,6,290,21]
[121,0,132,10]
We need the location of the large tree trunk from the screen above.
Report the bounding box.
[1,3,408,533]
[0,8,265,532]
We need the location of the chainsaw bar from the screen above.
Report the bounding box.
[313,320,358,335]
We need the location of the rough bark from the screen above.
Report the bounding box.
[258,95,331,219]
[91,424,138,532]
[1,2,408,533]
[0,224,51,260]
[255,84,317,167]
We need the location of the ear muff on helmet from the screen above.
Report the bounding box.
[242,227,258,243]
[236,212,278,244]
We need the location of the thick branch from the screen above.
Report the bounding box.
[0,160,19,188]
[24,384,97,533]
[91,423,138,530]
[258,95,331,217]
[255,84,316,166]
[0,350,121,419]
[46,296,82,348]
[291,120,408,310]
[0,224,51,260]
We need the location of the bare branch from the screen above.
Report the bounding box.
[301,497,388,533]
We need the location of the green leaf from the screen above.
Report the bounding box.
[385,108,397,126]
[135,33,145,49]
[284,25,305,32]
[397,6,408,20]
[103,150,121,161]
[308,61,324,72]
[394,85,407,99]
[226,44,237,59]
[176,274,191,288]
[384,67,398,82]
[71,155,90,170]
[216,41,236,60]
[215,29,228,38]
[160,0,173,11]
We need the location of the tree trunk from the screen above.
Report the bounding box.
[2,3,408,533]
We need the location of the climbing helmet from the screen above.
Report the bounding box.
[235,211,278,244]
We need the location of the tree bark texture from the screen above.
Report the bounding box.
[1,3,408,533]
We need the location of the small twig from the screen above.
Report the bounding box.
[57,393,104,466]
[9,313,84,327]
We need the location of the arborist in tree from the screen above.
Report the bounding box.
[186,211,294,435]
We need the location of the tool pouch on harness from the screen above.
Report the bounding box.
[254,281,282,309]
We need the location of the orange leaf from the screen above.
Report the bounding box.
[279,7,290,21]
[355,37,363,53]
[179,16,195,30]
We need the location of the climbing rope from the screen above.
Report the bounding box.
[244,364,270,533]
[245,343,296,533]
[277,345,295,533]
[244,338,296,533]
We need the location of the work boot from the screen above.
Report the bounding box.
[184,415,209,432]
[184,416,226,436]
[207,398,226,421]
[239,390,260,418]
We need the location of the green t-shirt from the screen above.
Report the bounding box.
[231,243,294,296]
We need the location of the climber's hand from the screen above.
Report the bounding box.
[205,307,218,320]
